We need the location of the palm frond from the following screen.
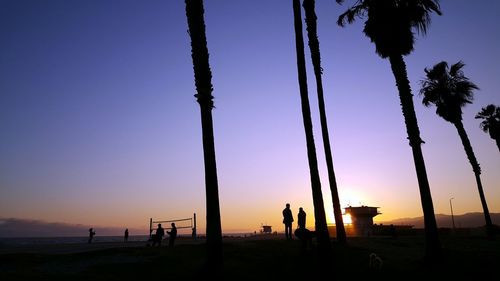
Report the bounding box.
[449,61,465,77]
[337,4,366,26]
[337,0,441,57]
[475,105,494,119]
[424,61,447,80]
[475,104,500,133]
[405,0,441,35]
[454,81,477,104]
[422,0,442,15]
[419,60,478,123]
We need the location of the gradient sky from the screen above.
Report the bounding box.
[1,0,499,235]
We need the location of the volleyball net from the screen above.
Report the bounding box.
[149,213,197,239]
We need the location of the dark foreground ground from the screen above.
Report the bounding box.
[1,234,498,280]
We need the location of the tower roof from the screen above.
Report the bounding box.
[344,206,381,218]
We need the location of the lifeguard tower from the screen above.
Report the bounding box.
[344,206,380,236]
[261,224,272,234]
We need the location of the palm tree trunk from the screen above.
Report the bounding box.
[292,0,331,256]
[185,0,223,273]
[303,0,346,244]
[388,54,441,259]
[454,121,493,235]
[489,124,500,153]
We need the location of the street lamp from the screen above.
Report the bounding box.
[449,197,456,230]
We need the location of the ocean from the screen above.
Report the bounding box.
[0,232,258,246]
[0,235,151,246]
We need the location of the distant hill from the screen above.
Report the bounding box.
[378,212,500,229]
[2,213,500,237]
[0,218,146,238]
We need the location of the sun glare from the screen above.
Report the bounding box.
[342,213,352,225]
[326,210,352,225]
[326,208,335,224]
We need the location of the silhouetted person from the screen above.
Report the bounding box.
[167,222,178,247]
[282,203,294,240]
[88,228,96,244]
[124,228,129,242]
[152,223,165,247]
[297,207,306,229]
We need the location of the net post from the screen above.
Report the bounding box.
[192,213,197,240]
[149,218,153,238]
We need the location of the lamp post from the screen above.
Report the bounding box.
[449,197,456,230]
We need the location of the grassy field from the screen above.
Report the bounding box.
[1,234,498,280]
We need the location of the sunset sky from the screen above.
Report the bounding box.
[1,0,499,236]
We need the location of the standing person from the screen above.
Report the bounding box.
[152,224,165,247]
[298,207,306,229]
[124,228,129,242]
[282,203,294,240]
[88,228,96,244]
[167,222,178,248]
[295,207,311,251]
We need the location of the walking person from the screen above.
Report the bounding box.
[88,228,96,244]
[124,228,129,242]
[282,203,294,240]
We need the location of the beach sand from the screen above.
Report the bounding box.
[0,240,150,255]
[1,235,499,280]
[0,233,279,255]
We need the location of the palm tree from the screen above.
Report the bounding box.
[475,104,500,152]
[336,0,442,259]
[420,61,494,236]
[292,0,331,256]
[185,0,223,273]
[303,0,346,244]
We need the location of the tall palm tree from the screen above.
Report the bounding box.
[303,0,346,244]
[185,0,223,272]
[475,104,500,152]
[420,61,494,236]
[292,0,331,256]
[336,0,442,259]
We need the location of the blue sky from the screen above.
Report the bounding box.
[1,0,499,235]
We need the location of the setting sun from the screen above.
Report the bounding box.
[342,213,352,225]
[325,206,352,225]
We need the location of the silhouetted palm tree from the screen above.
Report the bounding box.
[303,0,346,244]
[292,0,331,256]
[475,104,500,152]
[185,0,223,272]
[336,0,442,259]
[420,61,494,236]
